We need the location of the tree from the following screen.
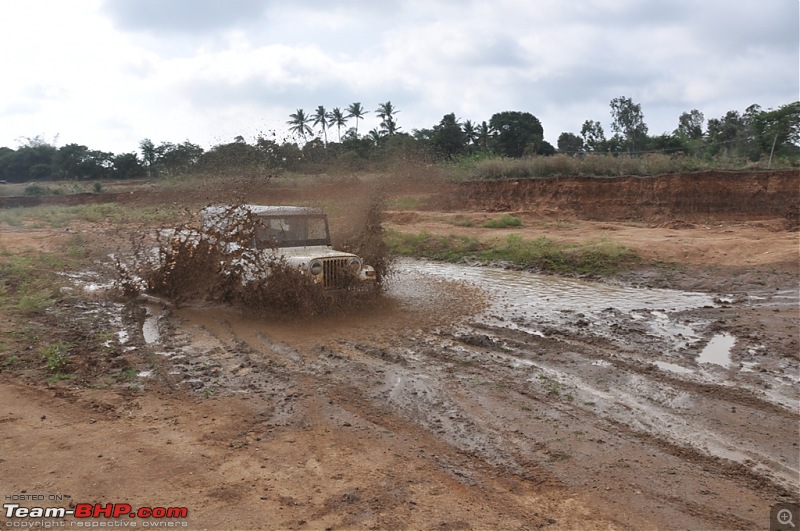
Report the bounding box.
[557,132,584,155]
[346,102,368,137]
[580,120,606,152]
[676,109,704,140]
[287,109,313,141]
[750,101,800,163]
[488,111,544,157]
[55,144,114,180]
[477,121,491,152]
[431,113,467,159]
[111,153,146,180]
[158,141,204,174]
[139,138,156,177]
[367,128,384,146]
[609,97,648,153]
[462,120,478,150]
[327,107,347,142]
[706,110,745,157]
[376,101,400,136]
[311,106,329,145]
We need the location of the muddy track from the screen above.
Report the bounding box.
[105,258,795,530]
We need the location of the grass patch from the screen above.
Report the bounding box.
[387,230,640,275]
[461,153,790,180]
[387,231,483,262]
[0,203,182,228]
[483,215,522,228]
[0,254,71,314]
[386,195,425,210]
[39,342,72,373]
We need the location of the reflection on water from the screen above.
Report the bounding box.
[696,333,735,368]
[401,259,714,314]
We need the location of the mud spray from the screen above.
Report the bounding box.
[116,197,393,317]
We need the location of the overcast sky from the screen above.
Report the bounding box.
[1,0,798,154]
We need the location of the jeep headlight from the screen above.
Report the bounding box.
[309,260,323,276]
[347,257,362,272]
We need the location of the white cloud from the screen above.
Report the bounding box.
[0,0,796,153]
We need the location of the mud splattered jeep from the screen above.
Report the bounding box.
[200,205,377,289]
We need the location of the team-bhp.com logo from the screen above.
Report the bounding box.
[3,495,189,528]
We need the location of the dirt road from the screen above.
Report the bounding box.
[1,171,798,530]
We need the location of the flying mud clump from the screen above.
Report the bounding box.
[115,203,392,316]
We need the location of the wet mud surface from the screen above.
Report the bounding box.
[39,255,797,529]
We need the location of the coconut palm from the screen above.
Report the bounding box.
[328,108,347,142]
[462,120,478,146]
[311,105,329,145]
[367,128,384,146]
[477,121,491,151]
[375,101,399,135]
[346,102,368,137]
[287,109,313,141]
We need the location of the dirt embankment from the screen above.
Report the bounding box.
[440,170,799,222]
[4,171,798,225]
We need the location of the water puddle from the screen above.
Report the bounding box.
[404,260,714,314]
[398,259,715,351]
[143,305,161,345]
[653,361,695,375]
[696,333,735,368]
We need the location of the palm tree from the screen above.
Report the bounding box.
[375,101,399,135]
[380,115,400,136]
[287,109,312,141]
[328,108,347,142]
[367,128,384,146]
[311,105,329,145]
[477,121,491,152]
[346,102,368,137]
[462,120,478,146]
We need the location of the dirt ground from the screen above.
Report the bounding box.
[0,171,798,530]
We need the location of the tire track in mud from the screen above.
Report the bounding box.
[447,324,799,495]
[157,306,586,529]
[136,266,796,530]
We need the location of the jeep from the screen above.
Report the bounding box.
[200,205,376,289]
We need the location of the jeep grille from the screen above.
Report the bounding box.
[322,258,350,289]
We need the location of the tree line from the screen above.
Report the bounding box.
[0,98,797,183]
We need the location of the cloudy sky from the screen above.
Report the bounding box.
[1,0,797,154]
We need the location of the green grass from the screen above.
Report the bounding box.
[39,342,72,373]
[387,231,483,262]
[0,254,71,314]
[459,153,795,180]
[386,195,426,210]
[0,203,182,228]
[387,230,640,276]
[483,215,522,228]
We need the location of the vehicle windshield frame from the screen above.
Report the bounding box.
[254,213,331,248]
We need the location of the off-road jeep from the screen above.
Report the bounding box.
[200,204,377,289]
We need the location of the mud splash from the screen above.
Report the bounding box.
[116,203,393,316]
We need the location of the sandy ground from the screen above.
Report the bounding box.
[0,177,798,530]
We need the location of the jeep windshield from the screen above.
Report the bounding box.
[254,214,331,248]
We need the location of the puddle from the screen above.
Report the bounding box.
[397,259,715,349]
[696,333,735,368]
[740,361,758,372]
[653,361,695,375]
[143,305,161,345]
